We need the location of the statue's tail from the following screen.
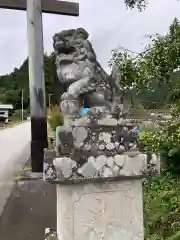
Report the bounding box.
[95,61,109,83]
[110,65,122,94]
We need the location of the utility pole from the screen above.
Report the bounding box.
[21,89,24,122]
[27,0,48,173]
[0,0,79,172]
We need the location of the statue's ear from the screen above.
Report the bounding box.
[53,34,56,42]
[53,33,60,43]
[75,28,89,39]
[68,29,76,36]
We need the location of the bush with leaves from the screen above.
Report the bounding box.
[47,105,64,132]
[140,121,180,174]
[12,109,29,120]
[124,0,180,11]
[144,172,180,239]
[136,122,180,239]
[109,18,180,110]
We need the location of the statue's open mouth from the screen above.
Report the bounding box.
[55,42,77,64]
[59,46,75,54]
[55,41,76,54]
[59,58,74,64]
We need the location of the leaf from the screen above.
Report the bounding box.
[168,148,179,157]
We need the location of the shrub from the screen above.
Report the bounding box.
[144,172,180,239]
[12,109,29,120]
[47,105,64,131]
[140,122,180,174]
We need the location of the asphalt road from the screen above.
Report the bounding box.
[0,122,31,215]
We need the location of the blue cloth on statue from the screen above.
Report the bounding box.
[79,108,89,116]
[131,126,140,134]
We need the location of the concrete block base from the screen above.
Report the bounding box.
[45,228,57,240]
[44,118,160,240]
[56,179,144,240]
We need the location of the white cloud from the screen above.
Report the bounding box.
[0,0,180,75]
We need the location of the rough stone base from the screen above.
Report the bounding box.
[56,179,144,240]
[44,117,160,240]
[45,228,57,240]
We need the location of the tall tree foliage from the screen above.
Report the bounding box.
[124,0,147,10]
[0,53,63,110]
[109,18,180,109]
[124,0,179,11]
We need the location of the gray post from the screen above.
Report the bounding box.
[0,0,79,173]
[27,0,48,172]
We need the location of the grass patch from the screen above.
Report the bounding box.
[7,120,26,128]
[23,167,32,172]
[14,158,32,181]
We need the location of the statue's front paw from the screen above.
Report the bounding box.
[60,99,80,115]
[61,92,73,101]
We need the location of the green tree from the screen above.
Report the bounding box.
[0,53,64,111]
[109,18,180,109]
[124,0,148,10]
[124,0,178,11]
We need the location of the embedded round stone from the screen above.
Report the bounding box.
[119,145,125,151]
[95,155,107,170]
[84,144,91,151]
[72,127,88,146]
[128,142,138,150]
[99,144,105,150]
[88,156,96,164]
[123,127,128,131]
[106,142,115,150]
[106,157,114,167]
[92,136,96,141]
[114,155,125,167]
[99,132,111,143]
[102,167,114,178]
[118,118,124,125]
[77,161,97,178]
[54,157,77,179]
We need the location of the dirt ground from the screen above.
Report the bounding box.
[0,177,56,240]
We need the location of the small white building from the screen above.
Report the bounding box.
[0,104,13,123]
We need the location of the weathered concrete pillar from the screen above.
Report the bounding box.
[56,179,144,240]
[44,118,160,240]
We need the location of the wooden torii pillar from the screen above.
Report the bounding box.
[0,0,79,172]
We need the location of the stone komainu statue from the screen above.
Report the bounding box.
[53,28,131,118]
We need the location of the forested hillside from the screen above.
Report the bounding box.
[138,70,180,109]
[0,52,178,112]
[0,53,64,111]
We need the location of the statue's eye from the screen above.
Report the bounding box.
[55,36,60,41]
[76,39,82,44]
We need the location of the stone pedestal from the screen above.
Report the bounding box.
[56,180,143,240]
[44,117,160,240]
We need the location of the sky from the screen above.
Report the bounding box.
[0,0,180,75]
